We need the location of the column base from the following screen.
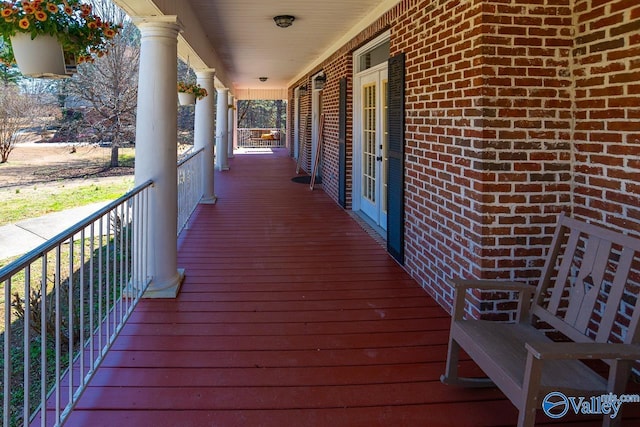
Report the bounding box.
[142,268,185,298]
[200,195,217,204]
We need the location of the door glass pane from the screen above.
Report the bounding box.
[362,83,376,203]
[358,40,390,73]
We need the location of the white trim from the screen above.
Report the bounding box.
[311,71,324,171]
[353,31,391,65]
[294,87,300,159]
[287,1,398,86]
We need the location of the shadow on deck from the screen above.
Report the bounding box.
[50,148,636,426]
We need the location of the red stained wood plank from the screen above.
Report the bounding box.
[100,345,450,369]
[128,305,443,322]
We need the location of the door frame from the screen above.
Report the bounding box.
[352,32,390,227]
[311,71,325,172]
[294,86,300,159]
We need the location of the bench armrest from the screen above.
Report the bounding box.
[525,342,640,361]
[449,279,536,322]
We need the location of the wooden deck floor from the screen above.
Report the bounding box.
[58,148,638,426]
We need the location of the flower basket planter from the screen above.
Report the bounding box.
[10,33,67,78]
[178,92,196,106]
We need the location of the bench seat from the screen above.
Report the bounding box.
[453,320,608,407]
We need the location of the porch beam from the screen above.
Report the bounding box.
[194,68,217,203]
[133,15,184,298]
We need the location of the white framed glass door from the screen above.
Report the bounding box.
[358,67,388,229]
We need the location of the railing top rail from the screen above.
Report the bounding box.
[0,179,154,281]
[177,147,204,168]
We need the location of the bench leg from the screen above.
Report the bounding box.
[518,353,542,427]
[440,337,494,387]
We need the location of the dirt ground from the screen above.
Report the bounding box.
[0,143,135,190]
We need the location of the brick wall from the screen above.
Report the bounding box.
[288,0,640,320]
[572,0,640,234]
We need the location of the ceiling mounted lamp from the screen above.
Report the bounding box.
[259,76,268,82]
[273,15,295,28]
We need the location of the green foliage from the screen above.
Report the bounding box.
[238,99,287,128]
[0,41,19,85]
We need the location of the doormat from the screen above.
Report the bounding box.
[291,176,322,184]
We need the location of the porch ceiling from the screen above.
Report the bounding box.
[113,0,395,96]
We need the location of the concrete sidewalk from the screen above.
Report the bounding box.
[0,201,110,261]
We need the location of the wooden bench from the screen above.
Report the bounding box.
[441,212,640,427]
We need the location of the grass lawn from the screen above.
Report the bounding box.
[0,177,134,227]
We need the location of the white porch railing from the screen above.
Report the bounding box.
[237,128,285,148]
[177,147,204,235]
[0,181,152,427]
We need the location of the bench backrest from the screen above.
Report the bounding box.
[531,213,640,360]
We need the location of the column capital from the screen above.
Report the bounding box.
[133,15,183,34]
[195,68,216,80]
[217,87,229,94]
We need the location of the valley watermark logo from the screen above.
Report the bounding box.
[542,391,640,420]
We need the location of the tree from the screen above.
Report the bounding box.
[67,0,139,167]
[0,82,58,163]
[237,100,287,128]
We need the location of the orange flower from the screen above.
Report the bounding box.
[87,21,96,29]
[23,5,35,13]
[45,2,56,13]
[1,8,12,17]
[34,10,46,21]
[18,17,29,29]
[64,5,72,14]
[104,28,116,38]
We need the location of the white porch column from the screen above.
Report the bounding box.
[194,69,217,203]
[133,16,184,298]
[216,87,229,170]
[227,94,235,159]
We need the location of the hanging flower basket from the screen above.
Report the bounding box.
[177,81,208,105]
[178,91,196,106]
[10,32,66,77]
[0,1,121,78]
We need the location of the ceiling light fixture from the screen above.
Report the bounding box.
[259,76,268,82]
[273,15,295,28]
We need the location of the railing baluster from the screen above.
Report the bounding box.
[89,223,95,370]
[41,253,47,427]
[55,245,61,425]
[105,210,111,347]
[119,203,124,325]
[80,229,85,385]
[23,265,31,426]
[68,234,74,406]
[3,277,10,427]
[98,215,103,355]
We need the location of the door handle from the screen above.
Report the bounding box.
[376,156,383,161]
